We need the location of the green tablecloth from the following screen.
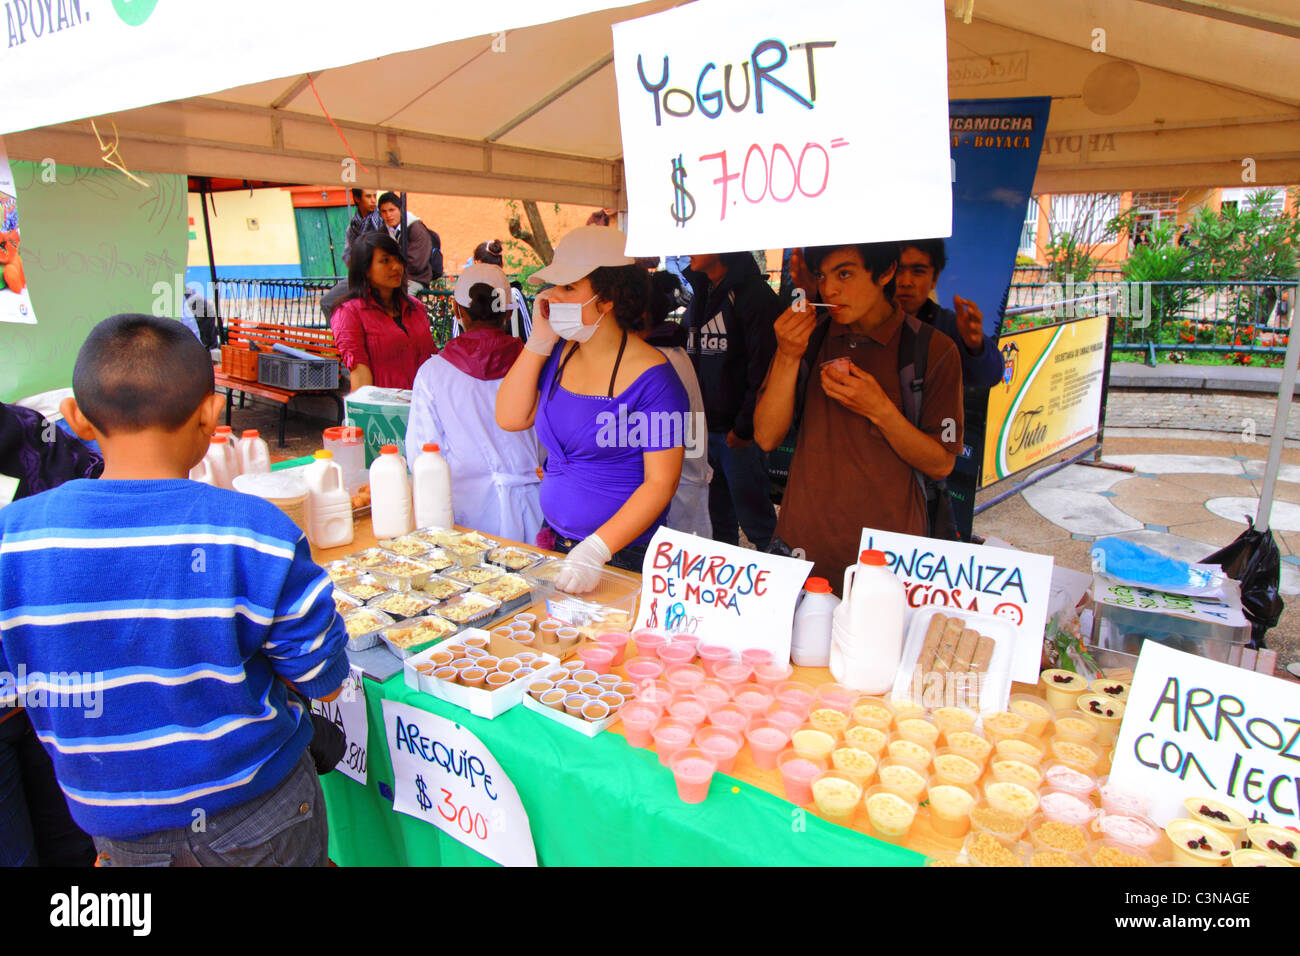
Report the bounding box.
[321,672,925,867]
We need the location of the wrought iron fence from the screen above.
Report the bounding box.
[1002,278,1295,363]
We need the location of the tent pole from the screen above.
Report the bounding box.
[200,177,223,343]
[1254,278,1300,531]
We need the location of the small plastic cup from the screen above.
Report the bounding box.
[1093,810,1162,851]
[932,748,984,787]
[513,630,537,646]
[1182,797,1248,845]
[708,703,750,735]
[464,647,488,660]
[577,644,616,674]
[943,729,993,766]
[581,699,610,722]
[816,682,858,712]
[527,679,554,700]
[598,691,625,711]
[556,680,582,695]
[887,697,927,725]
[1027,813,1092,856]
[808,705,851,738]
[669,633,700,656]
[529,658,551,671]
[694,726,743,774]
[697,644,733,674]
[1008,693,1053,736]
[540,688,567,711]
[624,656,665,683]
[431,649,455,667]
[512,612,537,627]
[1097,775,1151,817]
[740,648,773,668]
[476,655,501,671]
[932,705,977,737]
[560,659,584,674]
[1245,824,1300,866]
[774,680,817,716]
[515,651,539,664]
[538,619,562,636]
[886,737,935,770]
[490,627,514,642]
[1230,848,1291,867]
[462,634,489,649]
[970,800,1030,841]
[876,757,929,800]
[733,683,776,719]
[811,770,863,825]
[615,681,638,700]
[594,631,630,666]
[652,717,695,767]
[895,714,940,749]
[1090,676,1130,701]
[863,785,918,842]
[620,702,662,748]
[713,660,753,689]
[595,673,622,688]
[692,678,732,712]
[486,671,514,689]
[830,743,878,786]
[778,749,826,806]
[664,663,706,694]
[765,706,805,737]
[497,658,522,675]
[1039,668,1089,711]
[1049,736,1103,773]
[1076,693,1126,747]
[634,679,674,709]
[741,658,785,687]
[669,748,716,804]
[667,695,709,729]
[450,658,476,673]
[556,627,580,643]
[791,727,837,761]
[844,724,890,756]
[745,719,790,769]
[984,779,1041,819]
[1050,709,1099,743]
[1088,839,1154,868]
[1041,762,1098,799]
[994,733,1047,765]
[658,642,696,666]
[927,781,979,839]
[851,696,895,732]
[631,628,669,659]
[432,666,458,682]
[563,694,587,717]
[964,831,1027,868]
[989,753,1045,790]
[981,709,1032,743]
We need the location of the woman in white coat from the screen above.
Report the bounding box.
[406,264,544,542]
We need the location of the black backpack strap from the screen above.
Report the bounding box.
[792,314,832,430]
[898,315,943,533]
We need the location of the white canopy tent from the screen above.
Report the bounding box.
[2,0,1297,204]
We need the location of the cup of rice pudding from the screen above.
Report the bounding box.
[933,706,977,737]
[1165,818,1234,866]
[932,748,984,787]
[877,757,930,801]
[1075,693,1125,747]
[1244,824,1300,866]
[1089,676,1130,701]
[810,771,863,825]
[864,785,919,842]
[943,729,993,767]
[1007,694,1053,737]
[989,754,1044,790]
[927,781,978,839]
[1182,797,1248,846]
[1039,668,1088,711]
[1048,735,1103,773]
[980,709,1031,744]
[983,780,1040,819]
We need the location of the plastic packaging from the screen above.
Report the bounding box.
[231,470,309,533]
[412,442,454,530]
[791,576,839,668]
[830,549,905,693]
[237,429,270,475]
[369,444,414,539]
[304,450,354,549]
[323,425,367,494]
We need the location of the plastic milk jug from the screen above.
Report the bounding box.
[412,443,454,530]
[369,444,414,538]
[791,577,840,668]
[188,456,218,486]
[203,434,238,489]
[238,430,271,475]
[831,549,905,693]
[304,450,354,549]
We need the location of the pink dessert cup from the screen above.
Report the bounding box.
[631,628,669,659]
[658,642,696,666]
[816,682,858,712]
[620,703,664,748]
[733,682,776,719]
[745,719,791,770]
[740,648,774,668]
[670,748,717,804]
[652,717,695,767]
[774,680,816,716]
[670,633,701,655]
[765,706,806,737]
[697,644,733,675]
[624,656,665,683]
[694,726,743,774]
[693,678,732,712]
[778,749,827,806]
[708,702,750,735]
[713,660,753,689]
[634,679,674,709]
[594,632,630,666]
[577,644,616,674]
[753,659,794,688]
[667,695,709,729]
[665,663,707,694]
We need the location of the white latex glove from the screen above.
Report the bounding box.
[554,533,611,594]
[525,293,560,355]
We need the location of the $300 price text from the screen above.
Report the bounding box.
[669,138,850,226]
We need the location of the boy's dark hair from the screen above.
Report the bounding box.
[377,191,401,210]
[464,282,505,327]
[346,231,409,314]
[350,187,364,205]
[804,242,901,301]
[588,264,651,332]
[474,239,504,266]
[900,238,947,275]
[72,313,214,435]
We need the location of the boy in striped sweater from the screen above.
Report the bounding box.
[0,314,349,866]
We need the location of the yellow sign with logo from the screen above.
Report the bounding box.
[982,316,1109,486]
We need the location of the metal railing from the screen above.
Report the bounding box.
[1009,264,1124,286]
[1003,278,1294,363]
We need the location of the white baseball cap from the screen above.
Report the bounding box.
[453,263,511,308]
[530,225,635,285]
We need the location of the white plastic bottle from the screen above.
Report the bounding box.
[188,456,217,486]
[369,444,414,538]
[830,549,906,693]
[304,450,354,548]
[203,434,238,489]
[238,429,271,475]
[791,577,840,667]
[412,442,453,530]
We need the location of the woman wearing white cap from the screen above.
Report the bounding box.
[496,226,688,592]
[406,264,543,542]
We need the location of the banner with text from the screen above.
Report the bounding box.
[310,666,369,786]
[636,527,812,661]
[383,699,538,867]
[0,140,36,326]
[1110,642,1300,828]
[981,314,1108,487]
[859,527,1054,683]
[612,0,951,255]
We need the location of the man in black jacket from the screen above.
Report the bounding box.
[683,252,781,550]
[320,188,381,320]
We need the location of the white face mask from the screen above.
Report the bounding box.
[549,294,601,342]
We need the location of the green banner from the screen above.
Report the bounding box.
[321,671,925,867]
[0,162,188,403]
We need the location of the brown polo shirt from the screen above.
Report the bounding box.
[775,304,964,590]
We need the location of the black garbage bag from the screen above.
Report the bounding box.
[1202,518,1283,649]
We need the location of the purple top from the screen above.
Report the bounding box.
[534,343,689,546]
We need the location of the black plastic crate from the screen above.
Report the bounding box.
[257,352,339,390]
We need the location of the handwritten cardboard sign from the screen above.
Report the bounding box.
[1110,642,1300,828]
[383,699,537,867]
[635,527,812,660]
[858,528,1054,683]
[311,666,369,785]
[611,0,951,256]
[1092,574,1248,629]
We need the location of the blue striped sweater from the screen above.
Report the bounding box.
[0,478,349,839]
